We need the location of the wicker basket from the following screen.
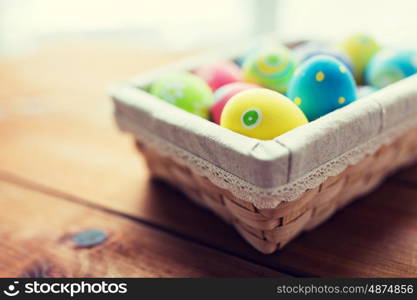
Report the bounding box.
[111,45,417,254]
[134,128,417,253]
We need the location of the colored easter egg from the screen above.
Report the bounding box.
[220,88,308,140]
[293,41,354,74]
[339,34,380,82]
[194,61,242,91]
[211,82,258,124]
[242,45,297,93]
[287,55,357,121]
[357,85,378,98]
[365,49,417,88]
[235,40,278,66]
[150,72,213,119]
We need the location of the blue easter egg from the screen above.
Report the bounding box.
[365,49,417,88]
[288,55,357,121]
[294,42,354,75]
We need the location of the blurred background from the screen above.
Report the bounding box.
[1,0,417,55]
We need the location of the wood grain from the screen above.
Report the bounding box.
[5,169,417,277]
[0,179,285,278]
[1,40,417,277]
[0,40,188,217]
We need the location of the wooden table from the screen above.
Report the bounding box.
[1,40,417,278]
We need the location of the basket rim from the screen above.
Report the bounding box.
[110,39,417,190]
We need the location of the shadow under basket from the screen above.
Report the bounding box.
[111,47,417,254]
[135,126,417,254]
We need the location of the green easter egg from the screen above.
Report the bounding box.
[150,72,213,119]
[242,45,297,94]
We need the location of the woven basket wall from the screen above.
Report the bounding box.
[136,126,417,254]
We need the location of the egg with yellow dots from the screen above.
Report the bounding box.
[288,55,357,121]
[242,45,297,93]
[339,34,380,82]
[220,88,308,140]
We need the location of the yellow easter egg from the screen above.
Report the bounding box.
[220,88,308,140]
[339,34,380,83]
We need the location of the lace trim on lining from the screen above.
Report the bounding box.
[137,118,417,209]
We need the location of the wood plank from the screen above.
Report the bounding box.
[0,39,192,99]
[0,40,191,218]
[0,179,284,278]
[5,170,417,277]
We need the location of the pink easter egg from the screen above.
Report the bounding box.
[194,62,242,91]
[211,82,258,124]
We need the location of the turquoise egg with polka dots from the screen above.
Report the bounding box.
[287,55,357,121]
[365,49,417,89]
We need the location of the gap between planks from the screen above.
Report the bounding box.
[0,168,299,277]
